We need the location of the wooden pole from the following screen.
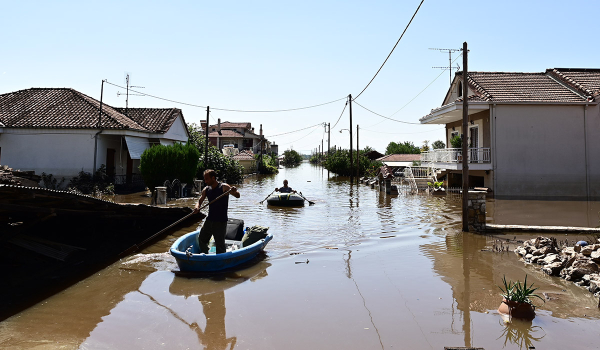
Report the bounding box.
[93,80,104,174]
[462,42,470,232]
[204,106,209,171]
[349,94,354,184]
[356,125,359,180]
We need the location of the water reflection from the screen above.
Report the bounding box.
[497,318,546,350]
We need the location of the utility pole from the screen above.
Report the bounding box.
[321,139,324,163]
[356,125,359,181]
[348,94,354,185]
[327,123,331,155]
[461,42,470,232]
[204,106,210,171]
[93,79,105,174]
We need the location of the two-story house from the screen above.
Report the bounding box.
[201,119,270,154]
[420,68,600,200]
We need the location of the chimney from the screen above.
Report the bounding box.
[200,120,207,133]
[260,124,263,136]
[218,118,222,135]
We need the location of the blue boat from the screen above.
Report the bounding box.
[170,230,273,272]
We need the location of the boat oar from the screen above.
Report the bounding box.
[119,188,233,257]
[259,189,276,204]
[298,192,315,205]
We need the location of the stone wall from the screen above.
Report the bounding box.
[468,191,486,232]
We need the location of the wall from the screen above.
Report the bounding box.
[162,116,189,142]
[445,110,490,148]
[97,135,129,176]
[0,129,95,181]
[494,104,595,199]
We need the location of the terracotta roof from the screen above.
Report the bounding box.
[114,107,182,133]
[209,121,251,129]
[377,154,421,162]
[232,150,255,161]
[549,68,600,98]
[0,88,186,134]
[458,71,585,102]
[0,88,148,130]
[208,129,244,138]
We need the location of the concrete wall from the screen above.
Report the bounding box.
[163,116,189,142]
[494,104,596,200]
[97,135,129,176]
[0,129,95,181]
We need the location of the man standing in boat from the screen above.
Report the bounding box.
[275,179,296,193]
[193,169,240,254]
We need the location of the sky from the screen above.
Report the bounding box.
[2,0,600,154]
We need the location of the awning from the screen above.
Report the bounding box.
[124,136,150,159]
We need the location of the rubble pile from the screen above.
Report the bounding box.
[0,165,41,186]
[515,236,600,297]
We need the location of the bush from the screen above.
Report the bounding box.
[309,153,325,164]
[450,135,462,148]
[432,140,446,149]
[67,164,114,195]
[188,123,245,184]
[282,149,303,167]
[256,153,279,174]
[139,142,200,191]
[323,148,382,177]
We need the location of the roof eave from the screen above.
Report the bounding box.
[420,102,489,125]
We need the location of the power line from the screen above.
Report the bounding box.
[353,0,425,101]
[279,126,322,145]
[353,100,422,125]
[267,122,323,138]
[104,80,346,113]
[331,99,348,130]
[360,127,445,135]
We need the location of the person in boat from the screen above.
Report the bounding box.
[275,179,296,193]
[192,169,240,254]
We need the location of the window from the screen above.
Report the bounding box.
[458,81,463,97]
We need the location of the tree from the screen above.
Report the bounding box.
[432,140,446,149]
[283,149,303,167]
[385,141,420,155]
[323,148,382,177]
[139,142,199,191]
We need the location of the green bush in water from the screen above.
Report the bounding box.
[139,142,199,191]
[323,148,382,177]
[256,153,279,174]
[282,149,303,167]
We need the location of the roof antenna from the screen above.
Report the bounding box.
[429,48,461,86]
[117,72,145,116]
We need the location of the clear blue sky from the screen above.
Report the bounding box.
[2,0,599,154]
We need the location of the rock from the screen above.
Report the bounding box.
[542,262,564,276]
[574,245,582,253]
[534,236,554,249]
[589,280,600,294]
[541,253,561,265]
[525,254,534,260]
[515,247,527,256]
[581,245,594,256]
[531,256,540,264]
[532,248,545,256]
[564,255,577,269]
[591,250,600,263]
[562,247,576,256]
[566,259,599,281]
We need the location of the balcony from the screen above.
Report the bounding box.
[421,148,492,171]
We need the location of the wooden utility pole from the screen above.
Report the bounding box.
[327,123,331,155]
[93,79,105,174]
[461,42,470,232]
[204,106,210,171]
[356,125,359,180]
[321,139,324,163]
[349,94,354,184]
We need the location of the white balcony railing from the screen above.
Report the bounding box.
[421,148,491,164]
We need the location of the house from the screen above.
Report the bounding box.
[377,154,421,169]
[232,150,257,174]
[0,88,189,187]
[201,119,270,154]
[420,68,600,200]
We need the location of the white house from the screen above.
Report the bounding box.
[420,68,600,200]
[0,88,190,187]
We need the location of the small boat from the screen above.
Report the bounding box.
[170,229,273,272]
[266,193,305,207]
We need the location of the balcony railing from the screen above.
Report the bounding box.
[421,148,491,164]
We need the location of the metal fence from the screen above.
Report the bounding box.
[421,148,491,163]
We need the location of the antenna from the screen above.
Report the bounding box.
[429,48,461,86]
[117,73,145,115]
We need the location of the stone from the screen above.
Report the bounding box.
[581,246,594,256]
[591,250,600,263]
[562,247,575,256]
[542,261,564,276]
[541,253,561,265]
[515,247,527,256]
[525,254,534,260]
[589,280,600,293]
[566,259,599,281]
[574,245,582,253]
[531,256,540,264]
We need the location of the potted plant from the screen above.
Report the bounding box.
[497,275,544,320]
[427,181,446,196]
[450,135,462,162]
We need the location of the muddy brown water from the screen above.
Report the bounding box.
[1,162,600,349]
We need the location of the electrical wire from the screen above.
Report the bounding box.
[279,126,321,146]
[266,123,323,138]
[360,127,445,135]
[331,99,348,130]
[353,0,425,100]
[353,101,422,125]
[104,80,346,113]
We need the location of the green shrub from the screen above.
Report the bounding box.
[323,148,382,177]
[282,149,303,167]
[139,142,200,191]
[450,135,462,148]
[68,164,114,195]
[256,153,279,174]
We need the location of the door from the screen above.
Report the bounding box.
[126,152,133,184]
[469,126,479,162]
[106,148,116,178]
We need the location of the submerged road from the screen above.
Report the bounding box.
[1,162,600,349]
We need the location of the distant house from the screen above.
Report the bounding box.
[232,150,257,174]
[201,119,270,154]
[377,154,421,168]
[420,68,600,200]
[0,88,189,187]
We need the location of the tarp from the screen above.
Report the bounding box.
[124,136,150,159]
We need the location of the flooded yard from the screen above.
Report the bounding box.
[1,162,599,349]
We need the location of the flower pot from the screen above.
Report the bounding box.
[432,188,446,196]
[498,298,536,320]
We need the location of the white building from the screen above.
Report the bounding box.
[0,88,189,187]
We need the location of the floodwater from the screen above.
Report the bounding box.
[1,162,600,349]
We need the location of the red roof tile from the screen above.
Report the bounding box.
[377,154,421,162]
[114,108,182,133]
[208,129,244,138]
[232,150,255,161]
